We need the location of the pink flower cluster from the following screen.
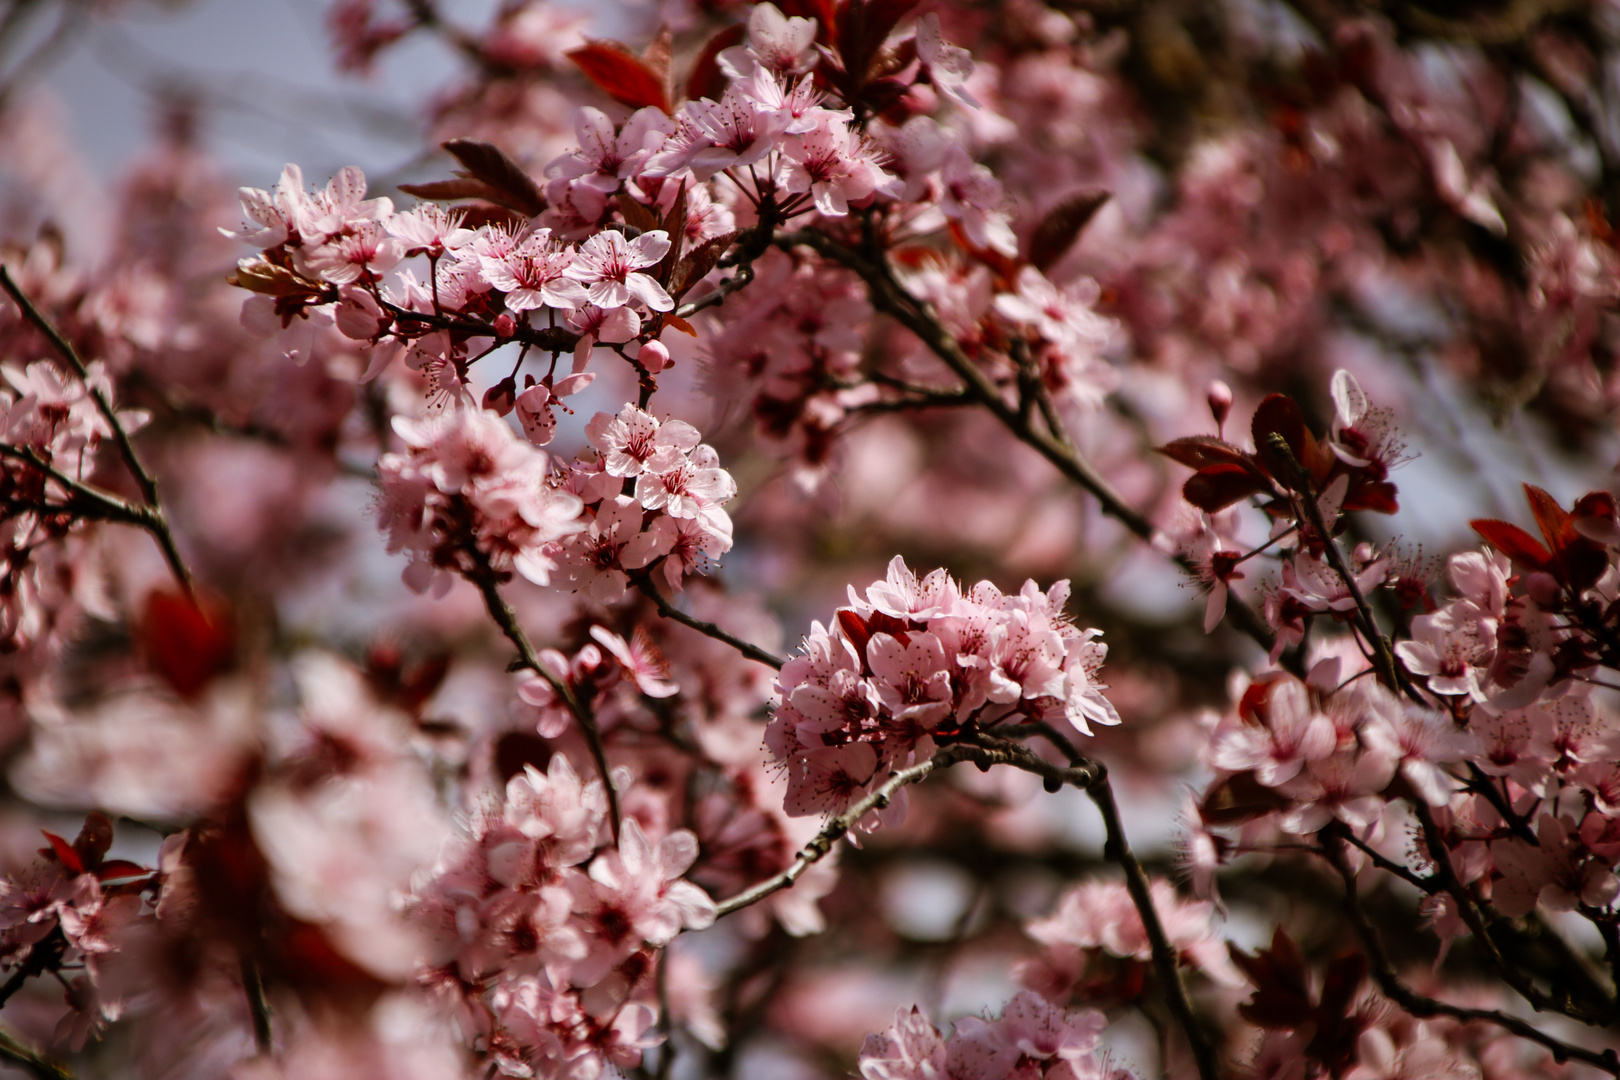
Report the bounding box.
[767,557,1119,822]
[0,816,172,1050]
[376,405,585,595]
[413,755,715,1080]
[551,405,737,601]
[858,993,1134,1080]
[1015,879,1242,1005]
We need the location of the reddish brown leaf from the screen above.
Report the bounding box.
[74,812,113,868]
[1200,771,1291,826]
[1524,483,1576,554]
[441,139,546,217]
[642,27,674,109]
[837,0,920,82]
[656,182,688,286]
[567,39,670,113]
[42,831,83,874]
[1156,435,1253,471]
[1028,190,1111,272]
[142,589,236,700]
[1251,394,1309,488]
[670,230,739,299]
[397,178,506,203]
[1470,519,1552,571]
[617,193,660,234]
[686,24,747,103]
[1184,463,1272,513]
[664,313,698,337]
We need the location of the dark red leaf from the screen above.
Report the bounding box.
[1156,435,1254,471]
[686,24,747,103]
[1184,463,1273,513]
[617,193,660,234]
[1470,519,1552,572]
[1317,951,1367,1021]
[441,139,546,217]
[74,811,113,869]
[142,589,236,700]
[42,830,83,874]
[1342,479,1399,515]
[1524,483,1577,555]
[1028,190,1111,272]
[1251,394,1308,487]
[567,39,670,113]
[95,859,151,882]
[397,178,507,204]
[836,608,873,658]
[1200,771,1290,826]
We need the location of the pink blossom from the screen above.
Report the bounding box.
[563,229,674,311]
[915,14,979,109]
[780,119,900,217]
[481,229,591,313]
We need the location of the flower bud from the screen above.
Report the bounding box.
[1207,380,1233,433]
[494,312,517,339]
[482,377,517,417]
[639,339,671,373]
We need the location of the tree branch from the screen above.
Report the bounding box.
[775,229,1281,660]
[467,560,623,840]
[630,571,786,670]
[1321,829,1620,1075]
[0,267,193,594]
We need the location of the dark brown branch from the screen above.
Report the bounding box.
[1087,768,1222,1080]
[1321,830,1620,1075]
[630,572,785,670]
[240,955,272,1054]
[467,561,622,840]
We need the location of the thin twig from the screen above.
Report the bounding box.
[1,266,157,507]
[0,267,193,594]
[1087,769,1222,1080]
[1321,830,1620,1075]
[240,955,273,1054]
[631,572,785,671]
[468,562,622,840]
[775,229,1281,660]
[0,1023,70,1080]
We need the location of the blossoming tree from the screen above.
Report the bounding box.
[3,0,1620,1077]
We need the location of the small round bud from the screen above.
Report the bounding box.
[493,312,517,339]
[639,339,671,373]
[482,377,517,417]
[1207,380,1233,432]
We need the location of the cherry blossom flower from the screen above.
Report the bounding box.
[563,229,673,311]
[481,229,590,313]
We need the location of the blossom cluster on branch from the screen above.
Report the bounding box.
[4,0,1620,1077]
